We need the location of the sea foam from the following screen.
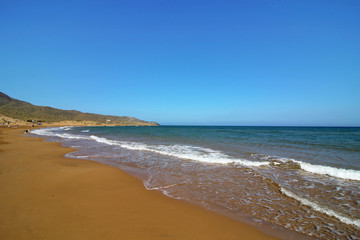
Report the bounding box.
[33,128,360,179]
[31,127,59,136]
[120,142,269,167]
[292,159,360,181]
[32,128,89,140]
[259,154,360,181]
[88,135,269,167]
[280,187,360,228]
[90,135,118,145]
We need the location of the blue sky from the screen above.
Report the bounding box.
[1,0,359,126]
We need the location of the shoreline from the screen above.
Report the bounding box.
[0,127,278,240]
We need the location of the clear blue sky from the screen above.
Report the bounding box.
[1,0,359,126]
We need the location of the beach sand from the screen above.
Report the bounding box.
[0,127,277,240]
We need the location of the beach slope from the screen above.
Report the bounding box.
[0,127,277,240]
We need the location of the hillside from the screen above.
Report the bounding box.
[0,92,159,126]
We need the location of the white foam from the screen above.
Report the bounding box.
[292,160,360,181]
[60,126,73,131]
[33,130,359,180]
[87,135,268,167]
[260,154,360,181]
[31,127,59,136]
[145,183,180,191]
[33,130,269,167]
[89,135,119,145]
[32,128,88,140]
[55,133,88,139]
[280,187,360,228]
[68,155,92,159]
[119,142,269,167]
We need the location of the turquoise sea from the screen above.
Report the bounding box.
[32,126,360,239]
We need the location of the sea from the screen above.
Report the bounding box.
[31,126,360,239]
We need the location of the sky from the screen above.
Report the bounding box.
[1,0,359,126]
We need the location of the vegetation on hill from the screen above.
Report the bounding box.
[0,92,159,126]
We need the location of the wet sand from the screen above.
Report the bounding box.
[0,127,277,240]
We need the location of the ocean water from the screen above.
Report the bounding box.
[31,126,360,239]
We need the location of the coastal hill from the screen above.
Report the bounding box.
[0,92,159,126]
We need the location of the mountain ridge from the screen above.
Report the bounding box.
[0,92,159,126]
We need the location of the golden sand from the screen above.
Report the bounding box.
[0,127,278,240]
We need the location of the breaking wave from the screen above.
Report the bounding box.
[90,135,269,167]
[32,128,268,167]
[257,154,360,181]
[292,159,360,181]
[32,128,360,180]
[31,128,88,140]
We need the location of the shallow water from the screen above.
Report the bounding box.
[32,126,360,239]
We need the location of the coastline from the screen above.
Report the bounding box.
[0,127,277,240]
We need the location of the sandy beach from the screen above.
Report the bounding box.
[0,127,277,240]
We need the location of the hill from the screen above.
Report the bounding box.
[0,92,159,126]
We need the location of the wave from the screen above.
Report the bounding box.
[280,187,360,228]
[145,183,183,191]
[66,154,92,159]
[34,129,267,168]
[89,135,269,167]
[33,128,360,180]
[89,135,118,145]
[256,154,360,181]
[31,127,60,136]
[61,127,74,131]
[31,128,89,140]
[292,159,360,181]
